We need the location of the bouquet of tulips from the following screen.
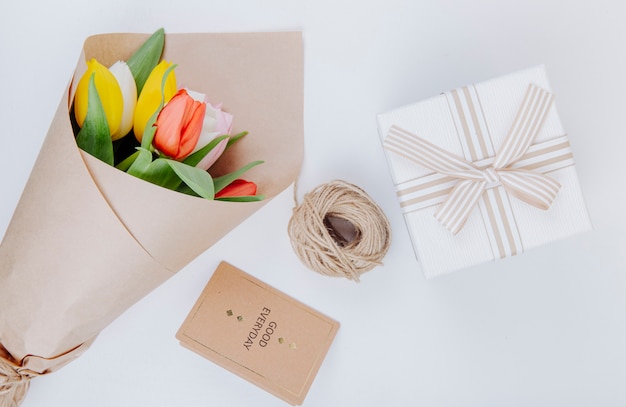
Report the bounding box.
[73,28,263,201]
[0,29,303,406]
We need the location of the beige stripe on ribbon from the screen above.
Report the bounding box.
[481,188,521,258]
[494,85,555,168]
[396,175,457,197]
[385,126,481,177]
[463,87,492,159]
[449,88,479,161]
[449,86,495,161]
[493,187,519,257]
[394,134,572,213]
[384,84,565,259]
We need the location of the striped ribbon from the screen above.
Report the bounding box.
[384,84,570,259]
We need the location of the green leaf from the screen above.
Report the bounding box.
[226,131,248,148]
[127,147,153,171]
[216,195,265,202]
[146,158,182,190]
[112,132,140,165]
[183,135,230,167]
[176,183,200,197]
[141,64,177,150]
[75,74,114,165]
[213,160,264,193]
[127,148,181,190]
[127,28,165,94]
[115,150,140,171]
[166,160,215,200]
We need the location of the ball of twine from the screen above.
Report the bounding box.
[287,180,391,282]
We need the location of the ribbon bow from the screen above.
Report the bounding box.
[384,84,560,235]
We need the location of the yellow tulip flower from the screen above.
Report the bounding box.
[74,59,124,138]
[133,60,177,142]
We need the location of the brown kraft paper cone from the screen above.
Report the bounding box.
[0,31,303,406]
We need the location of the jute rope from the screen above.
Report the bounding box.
[287,180,391,282]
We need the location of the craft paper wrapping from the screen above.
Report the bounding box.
[0,31,303,406]
[377,66,591,279]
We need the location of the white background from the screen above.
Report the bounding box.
[1,0,625,406]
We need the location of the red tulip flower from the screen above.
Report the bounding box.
[215,179,258,198]
[154,89,207,160]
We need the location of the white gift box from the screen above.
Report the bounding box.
[377,66,592,279]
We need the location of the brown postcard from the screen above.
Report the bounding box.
[176,262,340,405]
